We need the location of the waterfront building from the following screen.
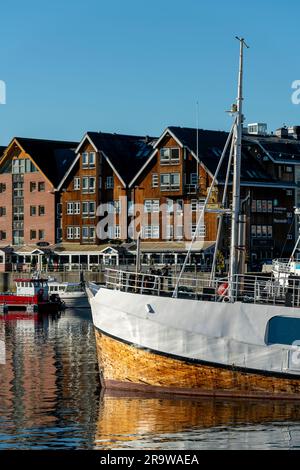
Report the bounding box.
[0,137,78,247]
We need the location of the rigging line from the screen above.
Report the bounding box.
[280,214,295,259]
[172,117,237,299]
[210,137,235,284]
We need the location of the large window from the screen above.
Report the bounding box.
[191,224,206,239]
[251,225,273,239]
[160,148,180,165]
[160,173,180,191]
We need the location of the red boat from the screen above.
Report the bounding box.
[0,277,65,313]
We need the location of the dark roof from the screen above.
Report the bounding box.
[168,127,275,183]
[15,137,78,187]
[86,132,156,184]
[0,146,6,158]
[245,135,300,163]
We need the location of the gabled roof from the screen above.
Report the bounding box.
[0,137,78,187]
[58,131,157,190]
[130,126,280,186]
[87,132,156,185]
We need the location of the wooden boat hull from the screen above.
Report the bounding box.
[95,328,300,400]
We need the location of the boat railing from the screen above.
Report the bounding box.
[272,259,292,274]
[104,268,300,307]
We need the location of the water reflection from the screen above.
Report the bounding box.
[95,392,300,450]
[0,310,100,449]
[1,310,300,450]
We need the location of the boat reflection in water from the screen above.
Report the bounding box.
[95,391,300,450]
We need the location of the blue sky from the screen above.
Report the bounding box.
[0,0,300,145]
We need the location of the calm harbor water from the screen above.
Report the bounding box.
[1,309,300,450]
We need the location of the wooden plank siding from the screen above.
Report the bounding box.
[132,134,219,243]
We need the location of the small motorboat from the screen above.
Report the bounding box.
[0,277,65,314]
[47,280,89,308]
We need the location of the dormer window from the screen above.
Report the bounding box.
[160,148,180,165]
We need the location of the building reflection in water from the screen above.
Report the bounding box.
[0,311,100,449]
[95,390,300,450]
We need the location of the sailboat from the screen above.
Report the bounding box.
[89,38,300,399]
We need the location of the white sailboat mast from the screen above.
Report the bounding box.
[229,37,249,284]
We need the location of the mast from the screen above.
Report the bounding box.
[229,37,249,293]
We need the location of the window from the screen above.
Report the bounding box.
[38,182,45,192]
[175,225,183,239]
[128,201,134,216]
[30,182,37,192]
[191,199,198,212]
[57,203,62,216]
[287,190,293,196]
[251,226,257,238]
[0,231,6,240]
[144,199,159,213]
[67,202,80,215]
[89,152,96,167]
[287,234,293,240]
[190,173,198,185]
[166,199,173,213]
[39,205,45,216]
[0,183,6,193]
[0,207,6,216]
[262,225,267,238]
[108,225,121,239]
[82,177,95,193]
[67,227,74,239]
[74,227,80,239]
[191,224,206,239]
[74,177,80,190]
[74,202,80,215]
[30,230,36,240]
[268,201,273,213]
[82,201,95,217]
[67,203,73,215]
[152,173,159,188]
[106,176,114,189]
[160,148,180,164]
[262,201,267,213]
[251,200,257,213]
[268,226,273,238]
[286,166,293,173]
[38,230,45,240]
[99,176,102,189]
[82,226,95,240]
[256,226,262,238]
[82,152,89,167]
[113,200,120,214]
[165,225,173,239]
[161,173,180,190]
[12,159,25,174]
[175,199,184,213]
[30,206,36,216]
[142,226,160,239]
